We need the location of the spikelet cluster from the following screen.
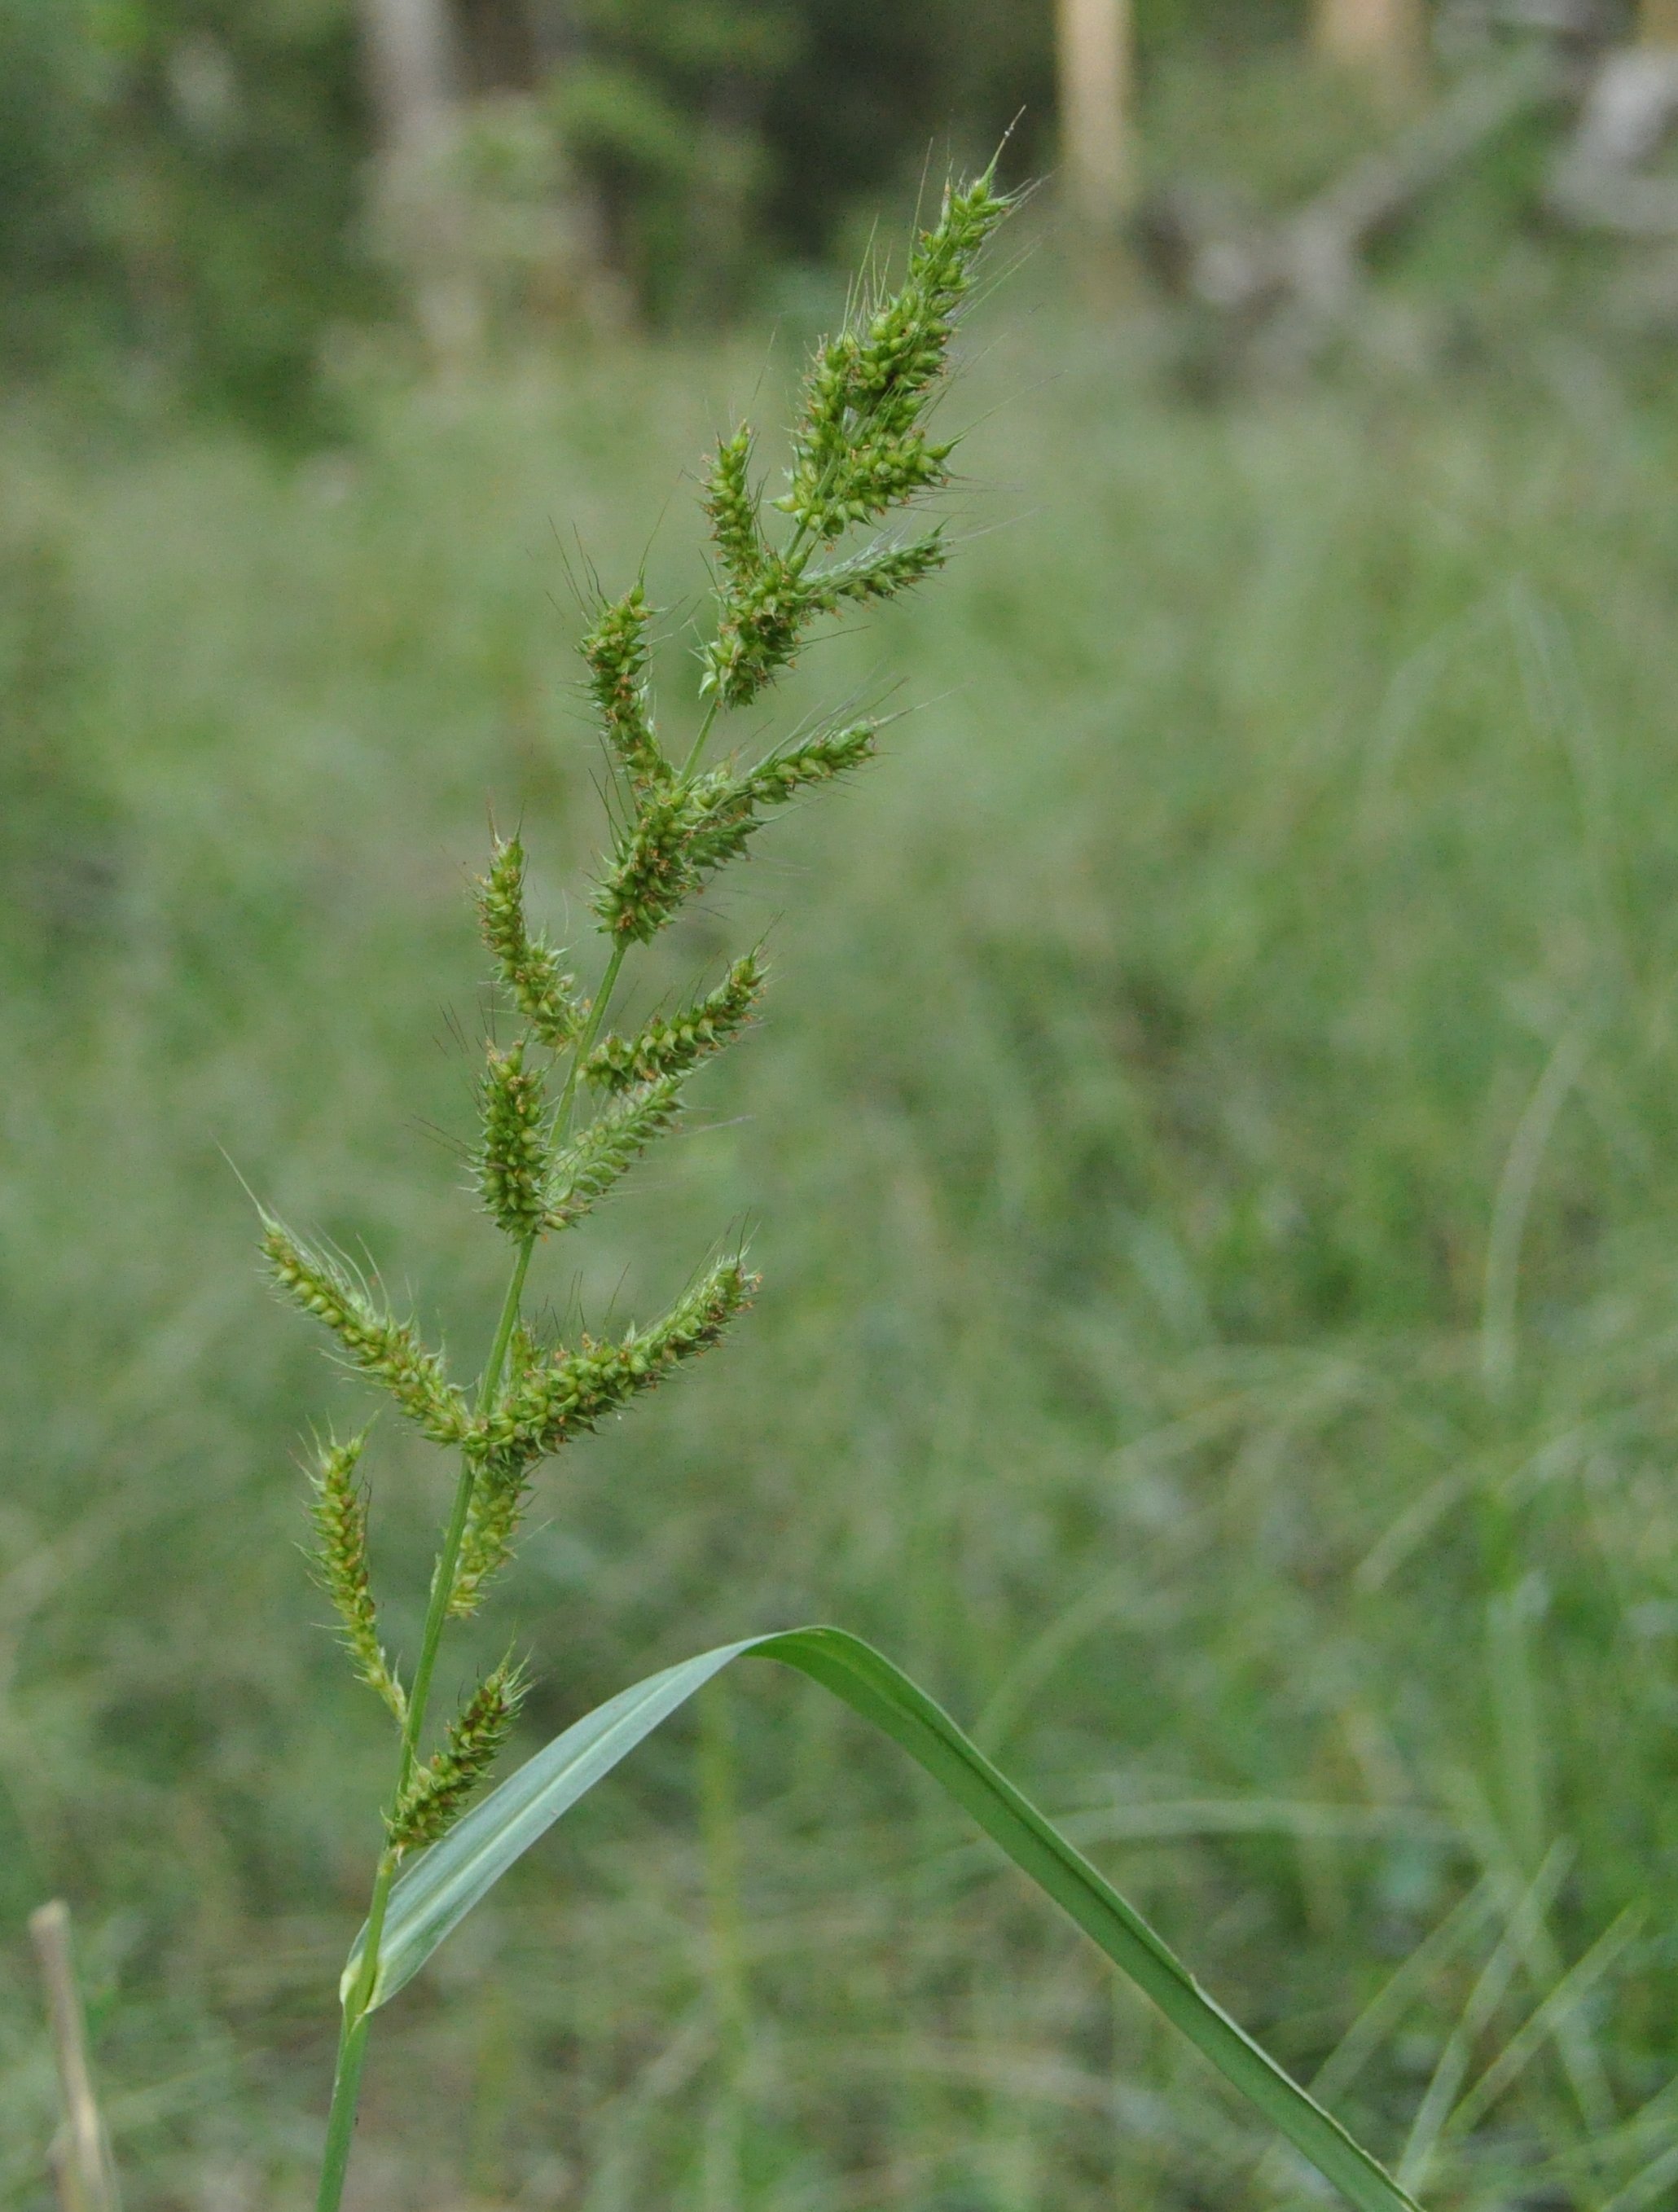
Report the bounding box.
[779,173,1012,542]
[308,1431,406,1720]
[592,724,878,944]
[586,954,764,1091]
[543,1073,684,1230]
[263,1221,469,1445]
[477,1258,754,1466]
[476,837,585,1047]
[582,587,671,794]
[387,1658,526,1852]
[477,1043,551,1242]
[701,511,949,711]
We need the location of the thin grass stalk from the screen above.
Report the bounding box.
[317,1240,535,2212]
[278,170,1026,2211]
[29,1903,120,2212]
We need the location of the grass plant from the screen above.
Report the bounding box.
[8,240,1678,2210]
[252,170,1420,2212]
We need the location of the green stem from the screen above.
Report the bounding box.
[554,942,627,1134]
[314,919,638,2212]
[314,1239,535,2212]
[314,2002,371,2212]
[679,696,723,783]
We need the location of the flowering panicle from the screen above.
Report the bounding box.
[477,1042,551,1242]
[308,1431,406,1721]
[263,166,1006,1937]
[262,1220,469,1445]
[582,586,671,794]
[542,1074,684,1231]
[476,836,586,1047]
[387,1658,526,1853]
[585,954,764,1091]
[778,172,1012,542]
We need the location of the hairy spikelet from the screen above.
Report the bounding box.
[262,1220,470,1444]
[308,1430,406,1721]
[704,425,767,591]
[582,586,670,794]
[477,1258,755,1465]
[592,728,873,946]
[544,1074,684,1231]
[805,531,948,612]
[590,781,717,944]
[745,722,878,805]
[591,766,775,943]
[585,953,764,1092]
[699,555,808,709]
[780,173,1012,542]
[476,836,585,1047]
[477,1042,551,1242]
[387,1659,526,1853]
[448,1446,529,1618]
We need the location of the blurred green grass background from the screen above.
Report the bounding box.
[9,252,1678,2208]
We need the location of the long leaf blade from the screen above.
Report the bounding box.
[345,1626,1422,2212]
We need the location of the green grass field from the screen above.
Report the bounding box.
[7,292,1678,2210]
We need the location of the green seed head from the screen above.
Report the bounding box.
[262,1218,470,1445]
[779,172,1013,543]
[475,836,586,1048]
[543,1074,685,1234]
[476,1257,756,1468]
[585,952,765,1092]
[387,1658,527,1854]
[476,1041,552,1244]
[307,1429,406,1722]
[582,586,671,796]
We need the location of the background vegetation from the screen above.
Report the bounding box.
[8,2,1678,2209]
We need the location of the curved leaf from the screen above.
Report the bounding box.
[343,1626,1423,2212]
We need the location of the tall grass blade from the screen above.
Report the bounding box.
[343,1626,1423,2212]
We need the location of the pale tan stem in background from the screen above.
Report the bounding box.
[1055,0,1135,230]
[1314,0,1425,96]
[354,0,483,366]
[1643,0,1678,44]
[29,1902,121,2212]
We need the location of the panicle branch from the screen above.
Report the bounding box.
[703,426,767,592]
[476,836,586,1048]
[543,1073,684,1231]
[778,171,1013,543]
[591,722,877,944]
[582,586,672,795]
[450,1262,753,1617]
[477,1257,754,1467]
[387,1658,526,1853]
[308,1430,406,1722]
[585,953,765,1091]
[263,1219,470,1445]
[477,1042,552,1243]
